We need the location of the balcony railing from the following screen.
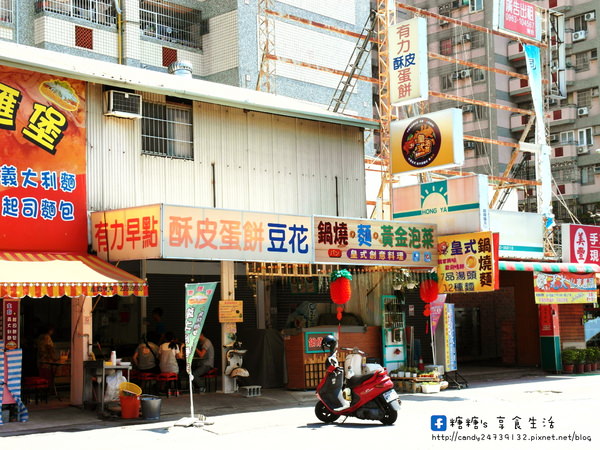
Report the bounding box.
[35,0,116,27]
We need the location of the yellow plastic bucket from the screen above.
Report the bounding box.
[119,381,142,396]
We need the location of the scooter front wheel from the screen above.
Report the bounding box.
[315,401,338,423]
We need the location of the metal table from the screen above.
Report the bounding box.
[83,361,131,415]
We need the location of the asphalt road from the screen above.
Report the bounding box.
[1,374,598,450]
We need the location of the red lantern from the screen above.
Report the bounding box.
[419,279,438,303]
[330,270,352,305]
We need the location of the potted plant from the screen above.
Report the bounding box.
[593,347,600,371]
[581,348,595,372]
[574,349,586,374]
[585,347,598,372]
[561,348,577,374]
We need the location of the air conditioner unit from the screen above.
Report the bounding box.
[450,72,460,80]
[578,107,589,116]
[104,90,143,119]
[584,11,596,21]
[594,166,600,174]
[592,87,599,97]
[549,134,559,142]
[572,30,587,42]
[577,146,589,154]
[460,69,471,78]
[462,33,471,42]
[548,98,558,106]
[462,104,474,113]
[464,141,476,149]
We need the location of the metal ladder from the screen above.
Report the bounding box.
[328,9,376,113]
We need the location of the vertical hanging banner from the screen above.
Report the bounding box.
[443,303,457,372]
[0,65,87,253]
[429,294,447,336]
[2,299,20,350]
[184,282,218,373]
[388,17,428,106]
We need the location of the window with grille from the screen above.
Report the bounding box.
[577,89,592,108]
[142,101,193,160]
[35,0,116,26]
[574,52,590,72]
[440,38,453,56]
[469,31,484,48]
[0,0,12,23]
[139,0,203,50]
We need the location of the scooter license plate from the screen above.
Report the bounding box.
[383,389,399,402]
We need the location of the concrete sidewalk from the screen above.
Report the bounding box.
[0,388,317,437]
[0,366,548,437]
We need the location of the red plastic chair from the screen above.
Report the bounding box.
[157,372,179,397]
[197,368,218,393]
[136,372,158,395]
[22,376,49,404]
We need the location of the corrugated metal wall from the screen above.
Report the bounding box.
[87,84,367,217]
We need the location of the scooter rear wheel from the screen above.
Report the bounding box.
[379,402,398,425]
[315,401,338,423]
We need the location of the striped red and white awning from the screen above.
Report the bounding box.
[499,260,600,274]
[0,252,148,298]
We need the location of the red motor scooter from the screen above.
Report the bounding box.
[315,335,400,425]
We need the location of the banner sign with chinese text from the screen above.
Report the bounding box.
[164,205,312,262]
[184,282,217,373]
[443,303,457,372]
[437,231,498,293]
[314,215,437,268]
[388,17,428,106]
[2,299,20,350]
[534,272,597,304]
[0,65,87,252]
[429,294,447,336]
[390,108,464,176]
[561,224,600,265]
[493,0,542,41]
[91,205,162,261]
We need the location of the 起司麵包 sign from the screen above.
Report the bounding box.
[0,65,87,252]
[388,17,428,106]
[313,215,437,268]
[437,231,499,293]
[534,272,598,304]
[390,108,464,176]
[91,205,438,268]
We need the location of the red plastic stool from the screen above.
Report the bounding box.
[22,377,49,404]
[197,368,218,393]
[157,372,179,397]
[136,372,158,395]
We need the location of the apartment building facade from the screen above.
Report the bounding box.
[404,0,600,224]
[0,0,373,120]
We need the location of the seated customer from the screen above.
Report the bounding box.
[192,333,215,385]
[159,332,182,374]
[133,331,160,373]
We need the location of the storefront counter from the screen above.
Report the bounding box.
[283,326,381,390]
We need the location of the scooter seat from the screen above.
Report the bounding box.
[346,370,380,388]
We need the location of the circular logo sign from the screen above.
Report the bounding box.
[401,117,441,168]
